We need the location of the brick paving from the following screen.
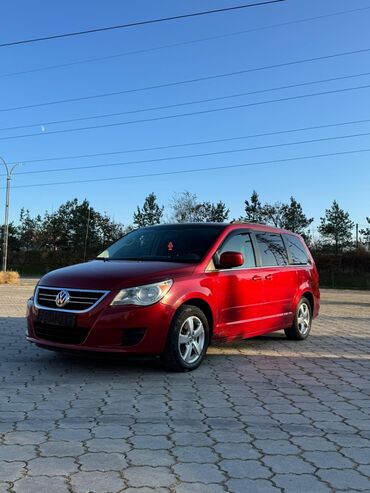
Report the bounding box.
[0,284,370,492]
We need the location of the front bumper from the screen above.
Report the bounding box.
[26,295,175,354]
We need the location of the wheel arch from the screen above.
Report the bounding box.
[179,298,214,337]
[301,291,314,313]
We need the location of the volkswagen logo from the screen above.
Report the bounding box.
[55,290,70,308]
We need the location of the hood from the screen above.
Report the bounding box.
[39,259,196,291]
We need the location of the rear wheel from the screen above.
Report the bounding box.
[163,305,210,372]
[285,297,312,340]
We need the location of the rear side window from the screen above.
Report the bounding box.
[284,234,309,265]
[256,233,288,267]
[219,233,256,268]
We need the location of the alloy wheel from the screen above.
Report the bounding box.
[297,302,311,335]
[178,315,205,364]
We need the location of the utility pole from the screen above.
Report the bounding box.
[1,157,21,272]
[356,223,359,249]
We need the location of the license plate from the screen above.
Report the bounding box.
[37,309,76,328]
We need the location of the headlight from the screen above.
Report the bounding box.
[111,279,173,306]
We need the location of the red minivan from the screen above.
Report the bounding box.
[27,223,320,371]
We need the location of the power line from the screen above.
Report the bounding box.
[2,45,370,114]
[7,147,370,190]
[7,130,370,177]
[8,116,370,165]
[2,70,370,133]
[1,5,368,79]
[2,83,370,142]
[0,1,284,49]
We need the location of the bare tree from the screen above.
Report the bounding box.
[170,191,228,223]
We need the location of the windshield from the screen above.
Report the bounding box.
[97,225,225,263]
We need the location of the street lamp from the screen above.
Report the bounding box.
[0,157,21,272]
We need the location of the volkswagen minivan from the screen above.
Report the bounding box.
[27,223,320,371]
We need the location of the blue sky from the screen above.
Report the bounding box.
[1,0,369,232]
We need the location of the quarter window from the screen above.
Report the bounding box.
[256,233,288,267]
[219,233,256,268]
[284,234,309,265]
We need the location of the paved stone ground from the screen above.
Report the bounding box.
[1,285,370,493]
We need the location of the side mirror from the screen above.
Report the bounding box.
[219,251,244,269]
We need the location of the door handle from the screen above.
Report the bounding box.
[265,274,273,280]
[252,275,262,281]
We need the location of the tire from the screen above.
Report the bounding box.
[284,297,312,341]
[162,305,210,372]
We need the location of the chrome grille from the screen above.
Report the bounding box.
[36,286,109,312]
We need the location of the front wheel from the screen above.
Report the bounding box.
[285,297,312,340]
[162,305,210,372]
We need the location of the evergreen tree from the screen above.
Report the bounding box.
[18,208,42,252]
[133,193,164,227]
[241,192,313,237]
[241,192,285,226]
[280,197,314,237]
[205,201,229,222]
[39,199,123,263]
[242,190,265,223]
[318,200,354,255]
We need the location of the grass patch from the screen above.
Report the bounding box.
[0,271,20,284]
